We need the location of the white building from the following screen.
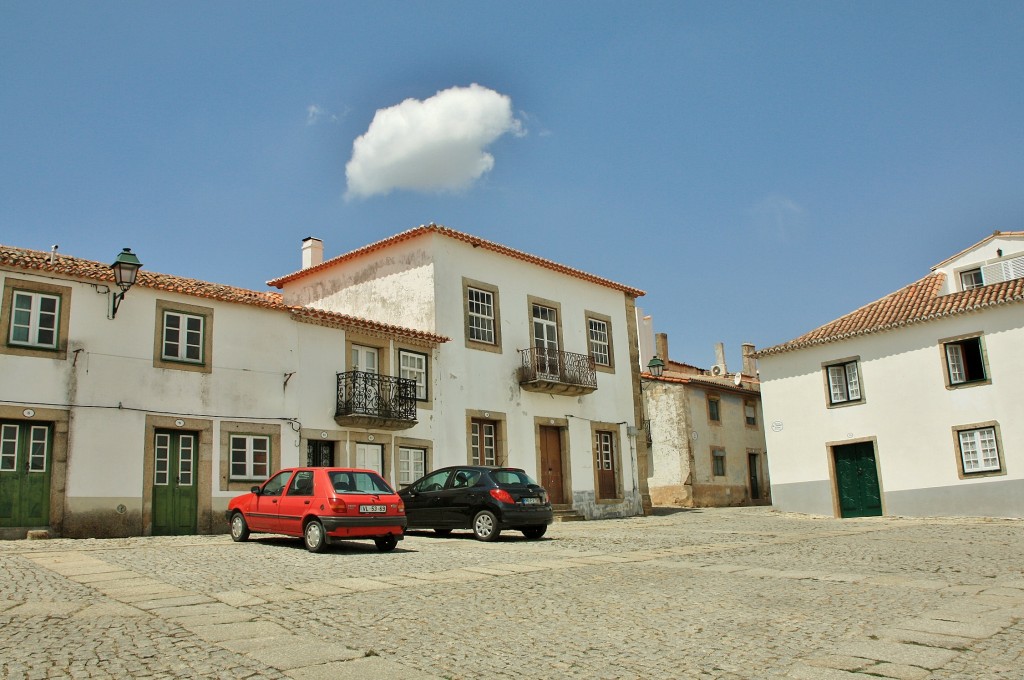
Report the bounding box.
[756,231,1024,518]
[1,224,650,538]
[269,225,651,519]
[0,243,445,538]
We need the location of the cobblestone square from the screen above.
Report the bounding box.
[2,507,1022,679]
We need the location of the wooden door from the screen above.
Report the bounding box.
[152,431,198,535]
[595,431,617,499]
[833,442,882,518]
[0,421,51,528]
[539,426,565,504]
[748,452,761,500]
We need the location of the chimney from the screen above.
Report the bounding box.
[714,342,727,372]
[301,237,323,269]
[655,333,670,362]
[741,343,757,377]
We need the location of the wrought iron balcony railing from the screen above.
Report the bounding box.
[336,371,418,428]
[518,347,598,395]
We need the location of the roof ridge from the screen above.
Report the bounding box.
[266,223,646,297]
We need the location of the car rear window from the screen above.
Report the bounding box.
[492,469,538,487]
[329,471,395,494]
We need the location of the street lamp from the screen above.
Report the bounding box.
[109,248,142,319]
[646,356,665,378]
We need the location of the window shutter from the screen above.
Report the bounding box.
[827,366,846,402]
[946,344,965,384]
[844,363,861,400]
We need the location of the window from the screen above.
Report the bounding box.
[467,287,495,344]
[960,268,984,291]
[943,336,987,386]
[707,395,721,423]
[288,470,315,496]
[826,359,862,405]
[399,350,428,400]
[2,278,71,359]
[230,435,270,480]
[471,419,498,466]
[398,447,426,486]
[712,449,726,477]
[9,291,59,349]
[957,426,1001,475]
[744,400,758,427]
[162,311,204,363]
[532,303,560,376]
[588,317,611,367]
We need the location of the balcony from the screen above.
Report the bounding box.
[335,371,418,430]
[517,347,598,396]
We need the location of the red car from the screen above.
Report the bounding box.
[226,467,406,552]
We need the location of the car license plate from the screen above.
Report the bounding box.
[522,497,541,505]
[360,505,386,513]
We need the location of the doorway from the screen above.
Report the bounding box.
[307,440,335,467]
[747,452,761,501]
[832,441,882,518]
[0,421,52,528]
[152,430,198,535]
[539,426,565,504]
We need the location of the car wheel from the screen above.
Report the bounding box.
[472,510,500,542]
[433,528,453,537]
[375,535,398,552]
[304,519,328,553]
[230,513,250,542]
[522,525,547,540]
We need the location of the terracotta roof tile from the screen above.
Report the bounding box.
[757,272,1024,356]
[1,244,448,345]
[266,223,646,297]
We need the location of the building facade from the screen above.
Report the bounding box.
[641,333,769,507]
[1,224,650,538]
[756,231,1024,518]
[269,225,652,519]
[0,244,445,539]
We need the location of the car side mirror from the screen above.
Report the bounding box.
[251,486,262,495]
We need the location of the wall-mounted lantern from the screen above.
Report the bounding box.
[646,356,665,378]
[109,248,142,319]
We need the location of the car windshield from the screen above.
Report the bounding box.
[329,471,394,495]
[491,469,538,487]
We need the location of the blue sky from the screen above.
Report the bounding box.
[3,2,1022,369]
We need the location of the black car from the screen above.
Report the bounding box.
[399,466,554,541]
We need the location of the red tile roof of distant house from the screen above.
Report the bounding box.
[266,223,646,298]
[0,244,448,345]
[756,272,1024,356]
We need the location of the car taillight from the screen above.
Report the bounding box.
[396,500,405,513]
[489,488,515,504]
[329,497,348,513]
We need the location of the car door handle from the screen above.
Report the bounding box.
[304,500,310,505]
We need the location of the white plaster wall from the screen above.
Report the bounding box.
[646,384,688,487]
[280,239,437,333]
[760,304,1024,502]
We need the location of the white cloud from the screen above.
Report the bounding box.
[345,84,524,199]
[749,194,808,239]
[306,104,342,126]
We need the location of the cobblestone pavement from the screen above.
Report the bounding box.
[2,507,1023,679]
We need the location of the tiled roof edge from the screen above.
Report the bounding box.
[266,223,646,297]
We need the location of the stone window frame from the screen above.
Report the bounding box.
[585,310,615,373]
[462,278,502,353]
[939,331,991,390]
[952,420,1005,480]
[466,409,508,466]
[1,277,72,361]
[153,299,214,374]
[219,421,281,492]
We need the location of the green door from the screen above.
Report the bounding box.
[833,442,882,518]
[152,430,198,535]
[0,421,52,528]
